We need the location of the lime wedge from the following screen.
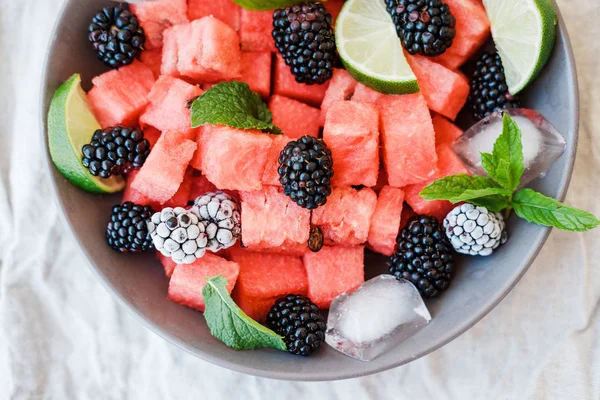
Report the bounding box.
[483,0,557,95]
[48,74,125,194]
[231,0,305,11]
[335,0,419,95]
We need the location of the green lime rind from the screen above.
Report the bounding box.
[48,74,125,194]
[231,0,306,11]
[335,0,420,95]
[528,0,558,93]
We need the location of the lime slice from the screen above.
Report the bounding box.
[231,0,305,11]
[335,0,419,95]
[483,0,557,95]
[48,74,125,194]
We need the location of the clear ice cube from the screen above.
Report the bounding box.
[325,275,431,362]
[453,109,566,187]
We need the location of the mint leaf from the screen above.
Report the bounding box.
[191,81,282,134]
[202,275,287,351]
[419,174,509,212]
[480,114,525,191]
[513,189,600,232]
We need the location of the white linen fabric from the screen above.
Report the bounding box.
[0,0,599,398]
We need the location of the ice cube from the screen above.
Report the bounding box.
[453,109,566,187]
[325,275,431,361]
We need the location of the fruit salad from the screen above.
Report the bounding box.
[47,0,598,361]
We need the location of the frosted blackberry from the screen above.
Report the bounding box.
[148,207,208,264]
[470,52,521,121]
[278,135,334,210]
[106,202,154,253]
[443,204,508,256]
[272,2,337,85]
[385,0,456,57]
[266,294,327,356]
[389,215,455,298]
[192,192,241,252]
[82,127,150,179]
[89,6,145,68]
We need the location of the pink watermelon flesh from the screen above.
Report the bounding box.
[320,69,358,124]
[240,186,311,250]
[189,126,204,171]
[143,127,161,149]
[377,93,438,187]
[139,49,164,79]
[311,187,378,246]
[239,51,272,99]
[168,253,240,312]
[404,143,469,220]
[199,125,273,191]
[433,114,464,147]
[239,9,276,52]
[188,172,218,201]
[303,246,365,309]
[262,135,292,186]
[274,54,329,106]
[88,61,156,128]
[162,168,194,208]
[352,83,384,104]
[407,55,470,121]
[230,249,308,321]
[269,95,321,139]
[187,0,241,31]
[122,170,161,210]
[157,252,178,277]
[367,186,405,256]
[140,76,203,133]
[130,0,188,50]
[244,241,309,257]
[233,295,279,323]
[131,131,197,204]
[161,17,242,83]
[431,0,491,69]
[323,101,379,187]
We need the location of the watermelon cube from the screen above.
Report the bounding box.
[122,170,160,210]
[378,93,438,187]
[431,0,491,70]
[269,95,321,139]
[367,186,405,256]
[274,54,329,106]
[168,253,240,312]
[262,135,292,186]
[303,246,365,309]
[352,83,384,104]
[245,241,309,257]
[407,55,469,121]
[131,131,197,204]
[323,101,379,187]
[404,143,469,220]
[433,114,463,147]
[239,51,272,99]
[161,18,242,83]
[240,186,311,250]
[157,252,178,277]
[311,187,378,246]
[130,0,188,50]
[188,172,218,201]
[198,125,273,191]
[320,69,358,124]
[139,49,164,79]
[230,249,308,321]
[239,9,276,52]
[162,168,194,208]
[87,61,156,128]
[187,0,241,31]
[140,76,203,134]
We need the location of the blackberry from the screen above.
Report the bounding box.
[82,127,150,179]
[106,202,154,253]
[272,3,337,85]
[469,52,520,121]
[278,135,334,210]
[88,6,145,68]
[389,215,454,298]
[385,0,456,57]
[266,294,327,356]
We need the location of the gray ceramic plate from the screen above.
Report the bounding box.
[40,0,579,381]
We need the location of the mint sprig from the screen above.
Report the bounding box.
[420,114,600,232]
[202,275,287,351]
[191,81,282,134]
